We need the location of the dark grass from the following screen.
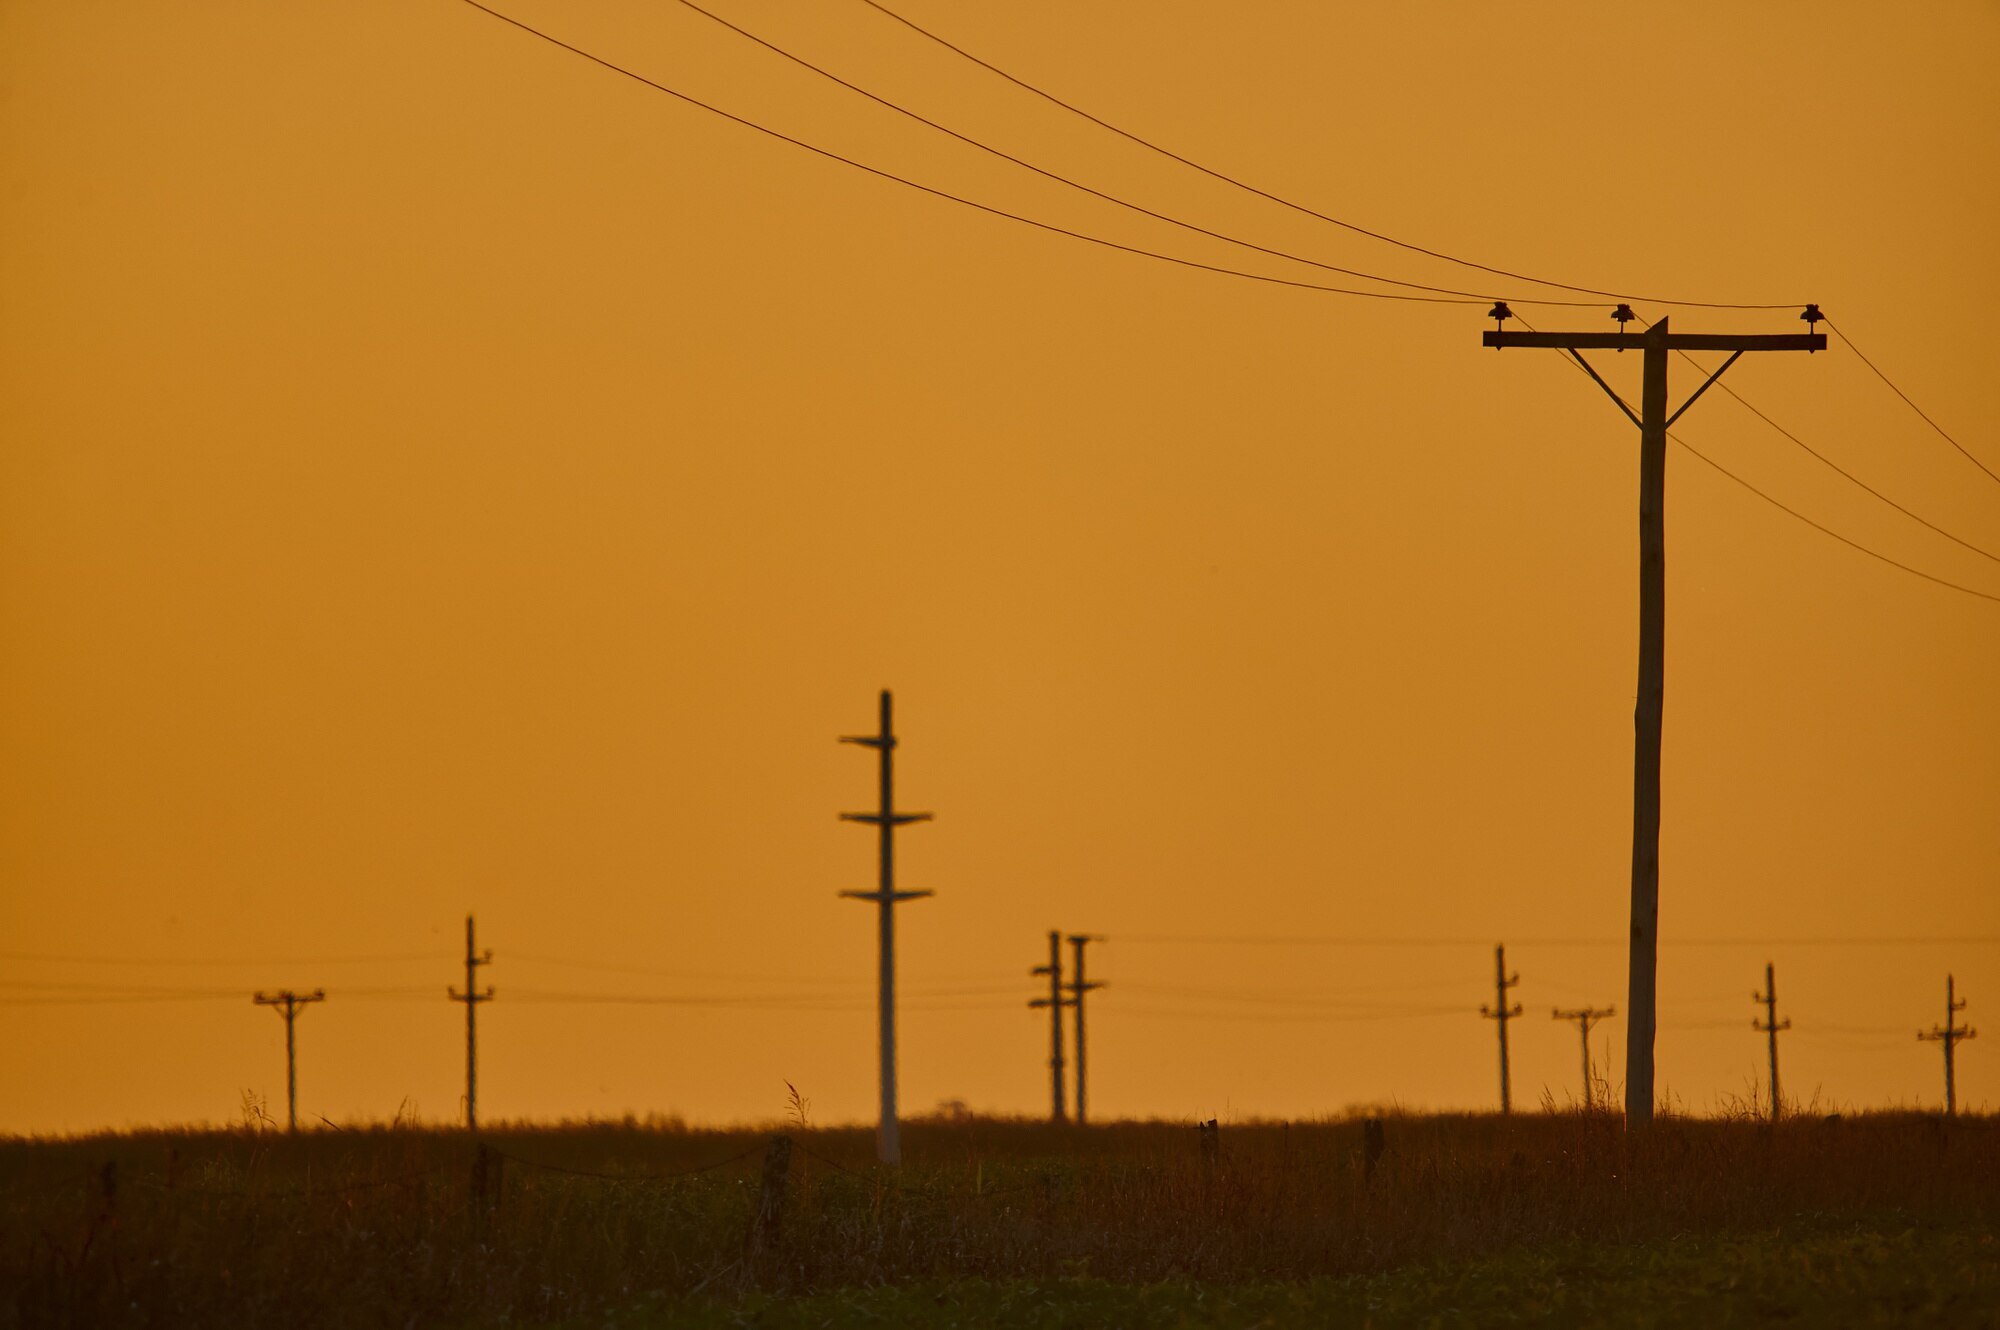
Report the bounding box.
[4,1110,1996,1327]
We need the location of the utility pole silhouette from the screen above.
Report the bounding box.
[838,689,933,1166]
[1479,944,1524,1114]
[449,914,495,1133]
[253,988,325,1132]
[1066,934,1104,1124]
[1553,1005,1616,1111]
[1751,961,1790,1121]
[1027,930,1068,1123]
[1918,975,1976,1116]
[1484,305,1824,1127]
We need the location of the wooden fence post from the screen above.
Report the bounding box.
[1362,1118,1387,1187]
[744,1134,793,1279]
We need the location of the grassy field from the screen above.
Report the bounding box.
[4,1110,1996,1327]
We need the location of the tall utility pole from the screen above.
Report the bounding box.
[1066,934,1105,1124]
[1027,930,1068,1123]
[838,689,933,1166]
[253,988,326,1132]
[449,914,495,1133]
[1479,943,1524,1114]
[1484,306,1824,1127]
[1751,961,1790,1121]
[1553,1005,1616,1111]
[1918,974,1976,1116]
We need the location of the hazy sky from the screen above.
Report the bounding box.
[3,1,1996,1134]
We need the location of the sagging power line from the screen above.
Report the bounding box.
[853,0,1800,312]
[458,2,1997,609]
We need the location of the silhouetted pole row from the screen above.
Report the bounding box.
[449,913,495,1133]
[252,988,326,1132]
[1552,1005,1616,1111]
[1027,930,1069,1123]
[838,689,932,1166]
[1483,305,1826,1127]
[1751,961,1790,1120]
[1918,975,1976,1116]
[1067,934,1105,1124]
[1479,943,1524,1114]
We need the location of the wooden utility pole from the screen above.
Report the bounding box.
[1066,934,1104,1124]
[449,914,495,1133]
[1751,961,1790,1120]
[1479,944,1524,1113]
[253,988,326,1132]
[1553,1005,1616,1111]
[838,689,933,1165]
[1027,930,1068,1123]
[1918,974,1976,1116]
[1484,305,1824,1127]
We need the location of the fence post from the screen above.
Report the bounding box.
[1362,1118,1387,1187]
[744,1134,793,1280]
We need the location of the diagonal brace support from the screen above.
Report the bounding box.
[1569,350,1642,429]
[1664,350,1745,429]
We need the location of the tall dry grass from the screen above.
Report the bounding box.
[3,1109,1995,1327]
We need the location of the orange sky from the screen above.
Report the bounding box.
[2,1,1996,1134]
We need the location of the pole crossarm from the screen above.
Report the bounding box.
[839,811,934,826]
[1483,331,1825,352]
[839,889,934,902]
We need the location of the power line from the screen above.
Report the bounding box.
[0,951,447,967]
[1678,348,2000,569]
[1109,1003,1464,1024]
[1829,318,2000,489]
[453,0,1493,305]
[1117,934,2000,947]
[460,0,2000,608]
[1669,426,2000,606]
[853,0,1800,311]
[1520,315,2000,606]
[667,0,1600,308]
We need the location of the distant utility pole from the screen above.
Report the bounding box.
[1484,304,1825,1128]
[1553,1005,1616,1111]
[1918,974,1976,1116]
[1751,961,1790,1121]
[449,914,495,1133]
[253,988,326,1132]
[1479,944,1524,1114]
[1066,934,1105,1124]
[1027,930,1068,1123]
[838,689,933,1166]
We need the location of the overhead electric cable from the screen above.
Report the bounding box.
[1119,934,2000,946]
[1625,309,2000,569]
[668,0,1599,306]
[1827,318,2000,488]
[1520,315,2000,606]
[453,0,1488,304]
[854,0,1798,311]
[0,950,446,967]
[1684,350,2000,568]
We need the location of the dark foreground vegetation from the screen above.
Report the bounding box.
[3,1111,1996,1328]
